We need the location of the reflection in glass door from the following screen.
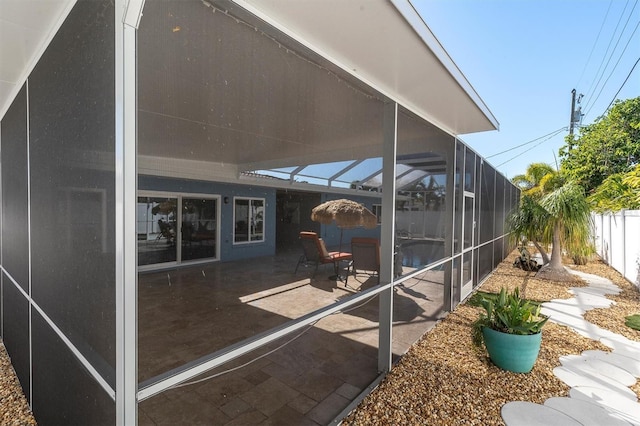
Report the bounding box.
[181,197,218,262]
[137,194,220,268]
[137,196,178,266]
[461,193,475,299]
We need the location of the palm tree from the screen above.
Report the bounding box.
[507,194,550,265]
[512,163,557,193]
[509,163,592,281]
[509,163,560,265]
[537,182,592,280]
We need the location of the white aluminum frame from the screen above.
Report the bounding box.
[116,0,145,423]
[232,196,266,245]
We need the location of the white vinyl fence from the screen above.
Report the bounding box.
[593,210,640,287]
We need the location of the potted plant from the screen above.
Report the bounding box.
[472,287,548,373]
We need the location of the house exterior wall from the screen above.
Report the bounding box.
[139,175,277,262]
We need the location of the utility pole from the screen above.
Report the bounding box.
[569,89,576,135]
[569,89,583,136]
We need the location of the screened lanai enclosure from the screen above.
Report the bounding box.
[0,0,518,424]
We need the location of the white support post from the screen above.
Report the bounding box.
[116,0,144,424]
[378,100,397,373]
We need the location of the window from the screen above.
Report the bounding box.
[234,197,265,243]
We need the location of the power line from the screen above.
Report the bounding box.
[583,19,640,119]
[601,56,640,115]
[583,4,639,119]
[486,127,566,159]
[575,0,614,88]
[583,0,632,104]
[495,128,567,168]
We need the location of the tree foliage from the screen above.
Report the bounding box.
[512,163,556,192]
[587,164,640,212]
[559,97,640,194]
[539,182,592,259]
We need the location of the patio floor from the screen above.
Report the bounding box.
[137,249,446,425]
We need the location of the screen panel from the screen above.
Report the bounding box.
[137,0,387,383]
[31,311,115,425]
[1,86,29,291]
[478,243,493,283]
[479,163,495,244]
[395,109,453,270]
[2,274,30,400]
[28,0,116,384]
[494,173,505,238]
[453,141,463,254]
[493,237,504,268]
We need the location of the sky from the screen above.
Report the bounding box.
[412,0,640,180]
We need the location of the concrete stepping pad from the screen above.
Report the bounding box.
[540,310,614,340]
[570,386,640,425]
[569,286,618,296]
[581,350,640,378]
[601,337,640,359]
[542,300,586,316]
[559,355,636,386]
[501,401,581,426]
[543,397,632,426]
[571,292,616,309]
[568,271,621,292]
[553,366,637,400]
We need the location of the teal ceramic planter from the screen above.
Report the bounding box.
[482,327,542,373]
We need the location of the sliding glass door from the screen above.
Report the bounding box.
[181,197,218,262]
[137,193,219,268]
[137,196,178,266]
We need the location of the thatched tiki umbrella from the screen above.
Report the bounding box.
[311,199,377,252]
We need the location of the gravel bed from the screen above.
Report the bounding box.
[343,252,640,426]
[0,341,36,425]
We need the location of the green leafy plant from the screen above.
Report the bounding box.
[625,314,640,331]
[472,287,549,347]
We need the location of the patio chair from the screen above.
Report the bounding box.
[294,231,352,278]
[156,219,175,245]
[346,237,380,286]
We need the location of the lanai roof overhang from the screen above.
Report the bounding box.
[235,0,499,136]
[1,0,499,191]
[227,0,499,193]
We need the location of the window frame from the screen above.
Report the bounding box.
[233,196,265,244]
